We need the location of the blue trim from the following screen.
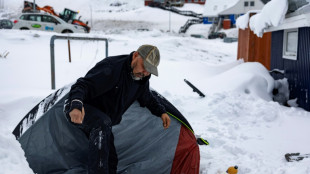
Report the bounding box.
[45,26,54,31]
[203,17,213,24]
[229,14,236,24]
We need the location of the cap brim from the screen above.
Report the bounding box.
[144,60,158,76]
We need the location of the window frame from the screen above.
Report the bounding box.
[1,20,12,27]
[250,1,255,6]
[20,15,29,20]
[244,1,249,7]
[283,28,298,60]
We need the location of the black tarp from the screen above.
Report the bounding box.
[16,88,192,174]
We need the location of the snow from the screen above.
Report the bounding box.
[236,0,289,37]
[1,0,310,174]
[175,3,205,14]
[203,0,239,17]
[174,3,204,14]
[236,11,252,30]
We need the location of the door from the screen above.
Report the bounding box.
[27,14,44,31]
[41,15,60,32]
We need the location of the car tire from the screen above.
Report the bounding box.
[62,30,73,33]
[20,27,29,30]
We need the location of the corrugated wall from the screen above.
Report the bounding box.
[237,27,271,70]
[271,27,310,111]
[237,28,250,61]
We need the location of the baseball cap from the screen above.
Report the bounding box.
[137,44,160,76]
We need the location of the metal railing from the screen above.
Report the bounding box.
[50,35,108,89]
[179,18,203,33]
[149,2,202,18]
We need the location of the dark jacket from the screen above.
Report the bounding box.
[67,52,166,125]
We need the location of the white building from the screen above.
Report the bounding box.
[203,0,265,25]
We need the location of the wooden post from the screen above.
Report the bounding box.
[68,40,71,63]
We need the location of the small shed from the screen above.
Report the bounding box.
[202,0,265,25]
[202,0,239,24]
[219,0,265,26]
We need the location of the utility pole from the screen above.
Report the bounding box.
[90,4,93,28]
[0,0,3,11]
[168,1,171,32]
[33,0,36,12]
[169,7,171,32]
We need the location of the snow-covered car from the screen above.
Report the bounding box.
[13,13,87,33]
[0,19,13,29]
[208,32,227,39]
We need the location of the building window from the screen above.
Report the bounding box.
[283,29,298,60]
[250,1,255,6]
[244,1,249,7]
[194,0,198,2]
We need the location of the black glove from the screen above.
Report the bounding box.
[63,99,83,123]
[69,99,83,112]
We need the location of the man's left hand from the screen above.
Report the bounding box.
[161,113,171,129]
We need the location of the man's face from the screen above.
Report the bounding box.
[131,52,150,80]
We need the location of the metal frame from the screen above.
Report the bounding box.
[50,35,108,89]
[282,28,298,60]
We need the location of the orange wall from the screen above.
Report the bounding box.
[237,28,271,70]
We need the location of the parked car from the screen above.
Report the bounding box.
[0,19,13,29]
[13,13,87,33]
[208,32,227,39]
[190,34,205,38]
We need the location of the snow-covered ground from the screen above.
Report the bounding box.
[1,0,310,174]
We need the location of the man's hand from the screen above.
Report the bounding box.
[69,107,85,124]
[161,113,171,129]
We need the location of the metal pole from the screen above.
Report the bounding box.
[169,3,171,32]
[50,35,109,90]
[90,5,93,28]
[50,35,56,90]
[106,40,108,58]
[68,40,72,63]
[33,0,36,12]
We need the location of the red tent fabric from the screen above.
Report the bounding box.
[171,125,200,174]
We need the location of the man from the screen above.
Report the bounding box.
[64,44,171,174]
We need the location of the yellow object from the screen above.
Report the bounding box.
[226,166,238,174]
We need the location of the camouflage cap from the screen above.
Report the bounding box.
[137,44,160,76]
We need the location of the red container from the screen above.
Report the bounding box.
[223,19,231,29]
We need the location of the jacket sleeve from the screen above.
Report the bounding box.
[68,59,116,103]
[138,81,167,117]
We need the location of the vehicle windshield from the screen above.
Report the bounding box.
[70,13,77,20]
[1,20,13,27]
[60,9,78,21]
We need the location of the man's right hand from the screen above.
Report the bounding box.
[69,107,85,124]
